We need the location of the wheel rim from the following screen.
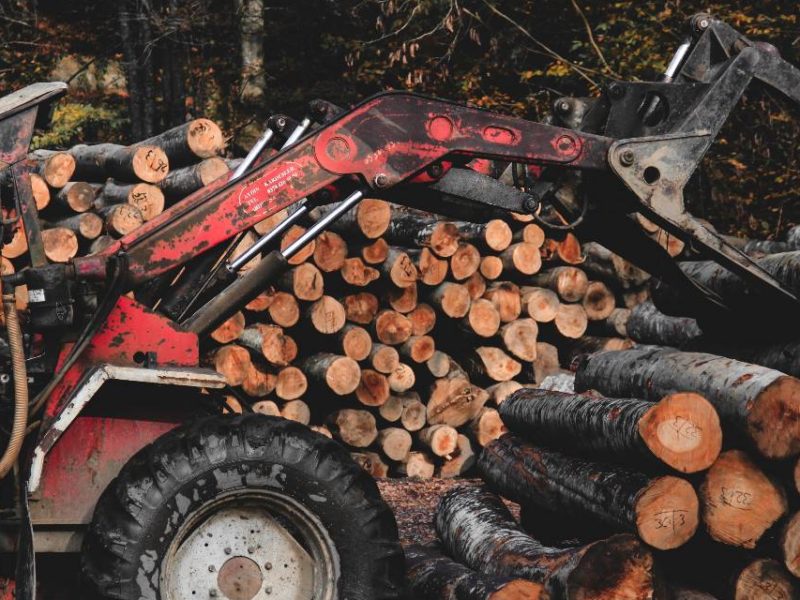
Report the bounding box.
[160,489,340,600]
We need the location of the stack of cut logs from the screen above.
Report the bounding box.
[20,117,800,596]
[404,222,800,599]
[209,199,648,480]
[4,118,229,273]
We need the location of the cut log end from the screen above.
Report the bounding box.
[634,476,699,550]
[735,559,798,600]
[781,511,800,578]
[466,298,501,338]
[325,356,361,396]
[484,219,513,252]
[131,146,170,183]
[341,325,372,361]
[568,534,656,600]
[700,450,787,549]
[38,151,76,188]
[308,296,346,334]
[357,199,391,238]
[356,369,390,407]
[41,227,79,263]
[748,375,800,459]
[638,392,722,473]
[186,118,225,159]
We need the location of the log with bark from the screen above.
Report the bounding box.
[138,118,224,166]
[434,485,657,599]
[52,181,95,213]
[404,544,544,600]
[529,267,589,302]
[29,149,75,188]
[94,181,165,221]
[575,347,800,459]
[499,388,721,473]
[625,301,702,348]
[70,143,169,183]
[479,434,700,549]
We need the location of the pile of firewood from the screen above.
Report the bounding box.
[206,194,662,479]
[402,224,800,599]
[402,347,800,598]
[4,118,230,272]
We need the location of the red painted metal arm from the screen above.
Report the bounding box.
[73,92,613,286]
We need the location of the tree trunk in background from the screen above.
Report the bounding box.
[237,0,266,102]
[119,0,145,140]
[138,0,157,137]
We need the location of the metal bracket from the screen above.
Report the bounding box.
[609,132,799,307]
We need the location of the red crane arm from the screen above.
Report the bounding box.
[73,92,613,286]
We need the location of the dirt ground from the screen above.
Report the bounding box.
[377,477,520,547]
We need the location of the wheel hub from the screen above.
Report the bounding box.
[162,498,333,600]
[217,557,262,600]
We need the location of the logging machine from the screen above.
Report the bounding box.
[0,14,799,599]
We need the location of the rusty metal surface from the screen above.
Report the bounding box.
[31,415,178,526]
[42,295,199,422]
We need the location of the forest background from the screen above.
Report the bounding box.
[0,0,797,238]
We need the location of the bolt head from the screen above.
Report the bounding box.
[620,149,636,166]
[224,547,232,555]
[265,586,273,594]
[264,562,273,570]
[247,546,256,554]
[608,84,625,100]
[373,173,390,188]
[557,100,571,114]
[209,590,218,598]
[208,565,216,573]
[523,196,539,214]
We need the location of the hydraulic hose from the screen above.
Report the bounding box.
[0,290,28,478]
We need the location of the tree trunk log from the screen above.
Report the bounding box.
[48,212,103,241]
[138,118,224,166]
[575,347,800,459]
[479,435,699,550]
[521,286,560,323]
[29,149,75,188]
[626,301,702,348]
[51,181,95,213]
[98,204,144,237]
[95,181,165,221]
[529,267,589,302]
[70,143,169,183]
[499,388,721,473]
[404,544,544,600]
[302,353,361,396]
[327,408,378,447]
[434,485,656,598]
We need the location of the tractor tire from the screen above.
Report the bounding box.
[81,414,403,600]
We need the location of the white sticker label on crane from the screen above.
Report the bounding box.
[28,289,46,303]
